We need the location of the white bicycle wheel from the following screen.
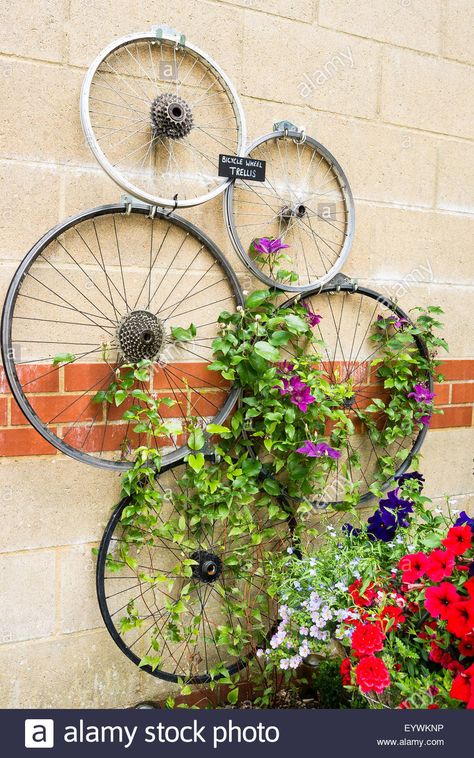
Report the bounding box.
[224,126,355,292]
[81,27,246,208]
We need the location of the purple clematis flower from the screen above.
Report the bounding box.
[276,360,295,375]
[419,414,431,426]
[278,376,316,412]
[252,237,289,255]
[296,440,341,459]
[377,314,409,329]
[303,302,322,328]
[408,383,435,404]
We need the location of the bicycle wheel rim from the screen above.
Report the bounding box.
[81,30,246,208]
[1,203,243,470]
[96,459,291,683]
[280,282,432,507]
[224,130,355,292]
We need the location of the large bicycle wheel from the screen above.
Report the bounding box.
[81,27,246,208]
[96,458,291,683]
[279,281,432,506]
[1,203,243,470]
[224,126,354,292]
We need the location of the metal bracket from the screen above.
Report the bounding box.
[322,272,358,293]
[121,194,134,215]
[153,25,186,47]
[273,121,305,141]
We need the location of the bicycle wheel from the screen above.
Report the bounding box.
[224,126,354,292]
[96,458,291,683]
[81,27,246,208]
[1,203,243,470]
[279,281,432,506]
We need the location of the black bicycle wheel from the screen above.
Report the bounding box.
[280,281,433,507]
[96,458,291,683]
[1,203,243,470]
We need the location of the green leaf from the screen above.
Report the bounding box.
[284,314,308,333]
[114,389,127,406]
[227,688,239,705]
[171,324,197,342]
[52,353,76,366]
[269,330,291,346]
[207,424,230,435]
[242,458,262,477]
[246,290,270,308]
[187,453,204,472]
[188,428,205,451]
[254,341,280,362]
[263,477,280,496]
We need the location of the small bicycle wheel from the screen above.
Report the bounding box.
[280,281,432,506]
[96,458,291,683]
[1,203,243,470]
[81,27,246,208]
[224,126,354,292]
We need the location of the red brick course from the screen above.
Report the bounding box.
[0,358,473,456]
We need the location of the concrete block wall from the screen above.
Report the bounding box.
[0,0,472,707]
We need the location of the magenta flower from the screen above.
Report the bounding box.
[303,302,322,327]
[296,441,341,459]
[408,383,434,404]
[277,360,295,375]
[252,237,289,255]
[377,314,409,329]
[278,375,315,412]
[419,414,431,426]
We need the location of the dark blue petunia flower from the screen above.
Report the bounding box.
[342,523,361,537]
[455,511,474,534]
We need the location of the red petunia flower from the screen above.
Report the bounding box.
[399,700,411,709]
[355,656,391,694]
[349,579,376,608]
[379,604,405,632]
[429,642,444,663]
[459,632,474,657]
[442,525,472,556]
[450,666,474,708]
[424,582,461,619]
[447,601,474,639]
[340,657,351,685]
[351,623,386,656]
[464,577,474,598]
[428,704,440,709]
[425,549,455,582]
[398,552,428,584]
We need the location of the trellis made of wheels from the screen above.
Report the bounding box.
[1,25,433,685]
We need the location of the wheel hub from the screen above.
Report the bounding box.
[280,203,307,221]
[150,93,194,139]
[191,550,222,584]
[117,310,165,362]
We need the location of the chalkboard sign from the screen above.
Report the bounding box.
[218,154,266,182]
